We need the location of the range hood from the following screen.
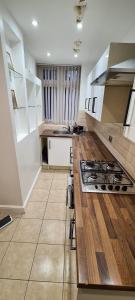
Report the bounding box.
[91,59,135,86]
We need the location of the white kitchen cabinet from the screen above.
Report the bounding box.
[85,72,93,113]
[124,79,135,142]
[85,72,131,123]
[48,137,72,166]
[91,47,110,83]
[85,73,105,121]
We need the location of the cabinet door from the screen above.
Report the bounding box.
[91,47,109,83]
[88,86,104,121]
[48,137,72,166]
[124,88,135,143]
[85,72,93,113]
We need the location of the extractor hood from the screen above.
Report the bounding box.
[91,59,135,86]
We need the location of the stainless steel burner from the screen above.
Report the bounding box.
[90,174,97,180]
[80,160,135,194]
[107,162,115,170]
[113,174,122,183]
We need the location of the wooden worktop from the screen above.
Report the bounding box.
[73,132,135,290]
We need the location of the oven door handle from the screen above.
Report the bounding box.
[66,184,74,209]
[69,218,76,250]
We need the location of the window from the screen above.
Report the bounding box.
[42,65,81,124]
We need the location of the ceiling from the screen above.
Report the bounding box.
[2,0,135,68]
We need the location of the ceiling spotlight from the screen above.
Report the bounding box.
[76,19,83,30]
[47,52,51,57]
[74,53,78,58]
[32,19,38,27]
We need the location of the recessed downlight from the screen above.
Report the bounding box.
[77,20,83,30]
[74,53,78,58]
[47,52,51,57]
[32,19,38,27]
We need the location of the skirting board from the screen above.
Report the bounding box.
[0,167,41,214]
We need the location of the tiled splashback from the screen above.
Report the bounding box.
[84,111,135,180]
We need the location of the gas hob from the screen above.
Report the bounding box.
[80,160,135,194]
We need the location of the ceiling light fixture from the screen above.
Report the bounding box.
[76,19,83,30]
[74,1,87,30]
[47,52,51,57]
[32,19,38,27]
[74,53,78,58]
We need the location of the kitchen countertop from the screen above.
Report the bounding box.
[73,132,135,290]
[40,129,74,138]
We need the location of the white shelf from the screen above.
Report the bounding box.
[25,68,35,83]
[28,107,37,133]
[14,108,28,143]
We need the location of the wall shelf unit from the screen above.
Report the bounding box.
[0,8,42,208]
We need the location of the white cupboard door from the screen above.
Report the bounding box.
[124,89,135,143]
[85,72,92,112]
[95,86,105,121]
[48,137,72,166]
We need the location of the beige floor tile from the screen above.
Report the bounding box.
[0,242,9,263]
[23,202,46,219]
[63,283,78,300]
[64,246,77,284]
[25,281,63,300]
[35,178,52,190]
[0,242,36,280]
[12,219,42,243]
[51,180,67,190]
[30,189,49,202]
[0,219,20,242]
[39,172,54,180]
[30,244,64,282]
[0,279,27,300]
[44,203,66,220]
[39,220,65,244]
[48,190,66,203]
[53,172,68,180]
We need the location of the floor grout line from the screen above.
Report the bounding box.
[24,171,54,299]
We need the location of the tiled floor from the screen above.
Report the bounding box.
[0,171,78,300]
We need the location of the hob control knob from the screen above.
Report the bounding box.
[115,185,120,191]
[101,184,106,190]
[95,185,98,189]
[122,186,127,192]
[108,185,113,191]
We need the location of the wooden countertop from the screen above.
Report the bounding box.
[73,132,135,290]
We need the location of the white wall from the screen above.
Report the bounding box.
[0,4,41,209]
[0,23,22,207]
[122,25,135,42]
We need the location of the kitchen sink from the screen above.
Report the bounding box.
[53,130,71,135]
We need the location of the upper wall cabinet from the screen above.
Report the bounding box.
[85,81,130,123]
[91,43,135,86]
[85,43,135,123]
